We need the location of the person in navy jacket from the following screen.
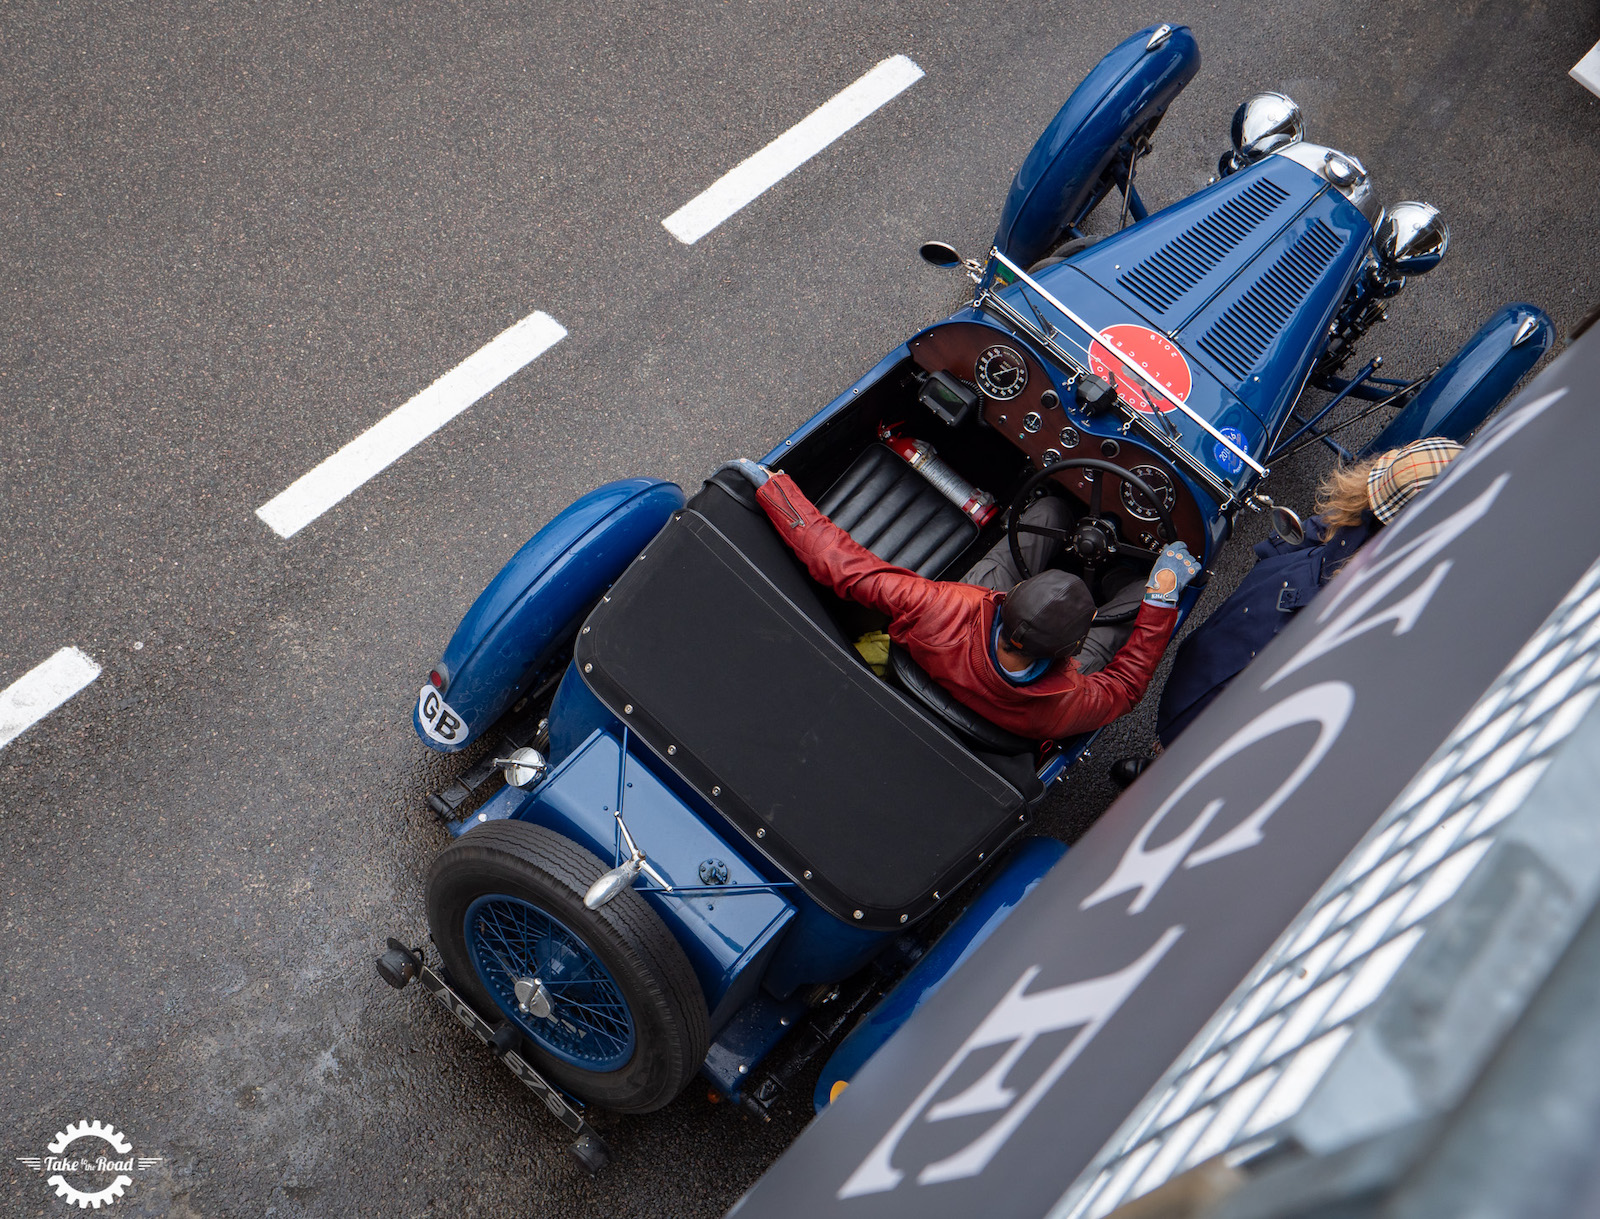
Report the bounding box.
[1111,438,1463,787]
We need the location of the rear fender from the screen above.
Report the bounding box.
[415,479,685,752]
[1361,304,1555,455]
[993,23,1200,270]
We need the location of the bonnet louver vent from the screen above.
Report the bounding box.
[1119,178,1291,315]
[1199,220,1344,380]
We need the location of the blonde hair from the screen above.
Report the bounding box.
[1314,450,1397,530]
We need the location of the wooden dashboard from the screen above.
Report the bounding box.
[909,321,1205,554]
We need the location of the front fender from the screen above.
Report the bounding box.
[993,23,1200,270]
[1361,303,1555,455]
[415,479,685,752]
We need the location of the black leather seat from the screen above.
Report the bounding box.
[815,444,977,577]
[888,643,1037,755]
[887,644,1045,805]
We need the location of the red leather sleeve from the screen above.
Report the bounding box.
[755,472,945,621]
[1036,602,1176,738]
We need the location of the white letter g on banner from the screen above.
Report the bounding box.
[1081,682,1355,914]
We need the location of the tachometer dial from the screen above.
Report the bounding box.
[975,345,1028,399]
[1120,465,1177,521]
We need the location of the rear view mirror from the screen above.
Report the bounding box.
[919,241,964,268]
[1271,504,1305,545]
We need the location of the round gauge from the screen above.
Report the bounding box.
[1120,464,1178,521]
[1022,412,1042,433]
[1059,424,1081,449]
[1042,447,1062,465]
[975,345,1029,399]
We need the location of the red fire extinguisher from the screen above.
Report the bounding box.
[879,425,998,526]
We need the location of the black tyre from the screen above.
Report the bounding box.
[427,821,709,1113]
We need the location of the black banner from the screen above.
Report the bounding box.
[731,335,1600,1219]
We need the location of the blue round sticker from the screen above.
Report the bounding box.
[1214,428,1249,475]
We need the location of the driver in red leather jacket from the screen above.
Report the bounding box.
[724,461,1198,742]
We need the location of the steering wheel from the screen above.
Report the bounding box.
[1006,459,1179,617]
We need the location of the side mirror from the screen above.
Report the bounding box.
[919,241,964,269]
[1251,494,1305,545]
[1271,504,1305,545]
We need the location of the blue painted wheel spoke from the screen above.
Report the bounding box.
[465,894,636,1070]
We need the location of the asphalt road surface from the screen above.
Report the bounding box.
[3,1,1597,1215]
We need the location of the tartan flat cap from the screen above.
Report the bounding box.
[1367,437,1463,524]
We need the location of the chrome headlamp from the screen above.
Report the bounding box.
[1221,91,1305,174]
[1374,201,1450,284]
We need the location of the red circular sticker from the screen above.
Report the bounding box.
[1088,324,1192,414]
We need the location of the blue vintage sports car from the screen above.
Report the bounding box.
[376,23,1553,1169]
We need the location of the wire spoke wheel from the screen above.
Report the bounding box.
[466,895,636,1069]
[427,820,709,1113]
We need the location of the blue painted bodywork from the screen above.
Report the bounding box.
[702,991,813,1098]
[415,479,685,753]
[1050,153,1374,469]
[1361,304,1555,455]
[812,836,1068,1111]
[545,656,616,765]
[995,24,1200,270]
[759,892,893,1002]
[411,23,1553,1104]
[466,718,796,1032]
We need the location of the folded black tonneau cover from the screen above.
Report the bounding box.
[574,490,1027,930]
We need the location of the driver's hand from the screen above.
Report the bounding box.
[711,458,771,489]
[1144,542,1200,608]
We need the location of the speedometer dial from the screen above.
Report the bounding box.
[974,345,1028,399]
[1120,465,1177,521]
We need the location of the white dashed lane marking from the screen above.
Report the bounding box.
[1572,40,1600,97]
[662,54,924,245]
[0,647,101,751]
[256,310,568,539]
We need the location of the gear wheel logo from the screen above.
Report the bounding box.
[49,1120,134,1157]
[14,1119,163,1210]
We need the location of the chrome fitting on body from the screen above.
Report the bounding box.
[496,747,549,789]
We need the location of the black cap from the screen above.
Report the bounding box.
[1001,570,1097,659]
